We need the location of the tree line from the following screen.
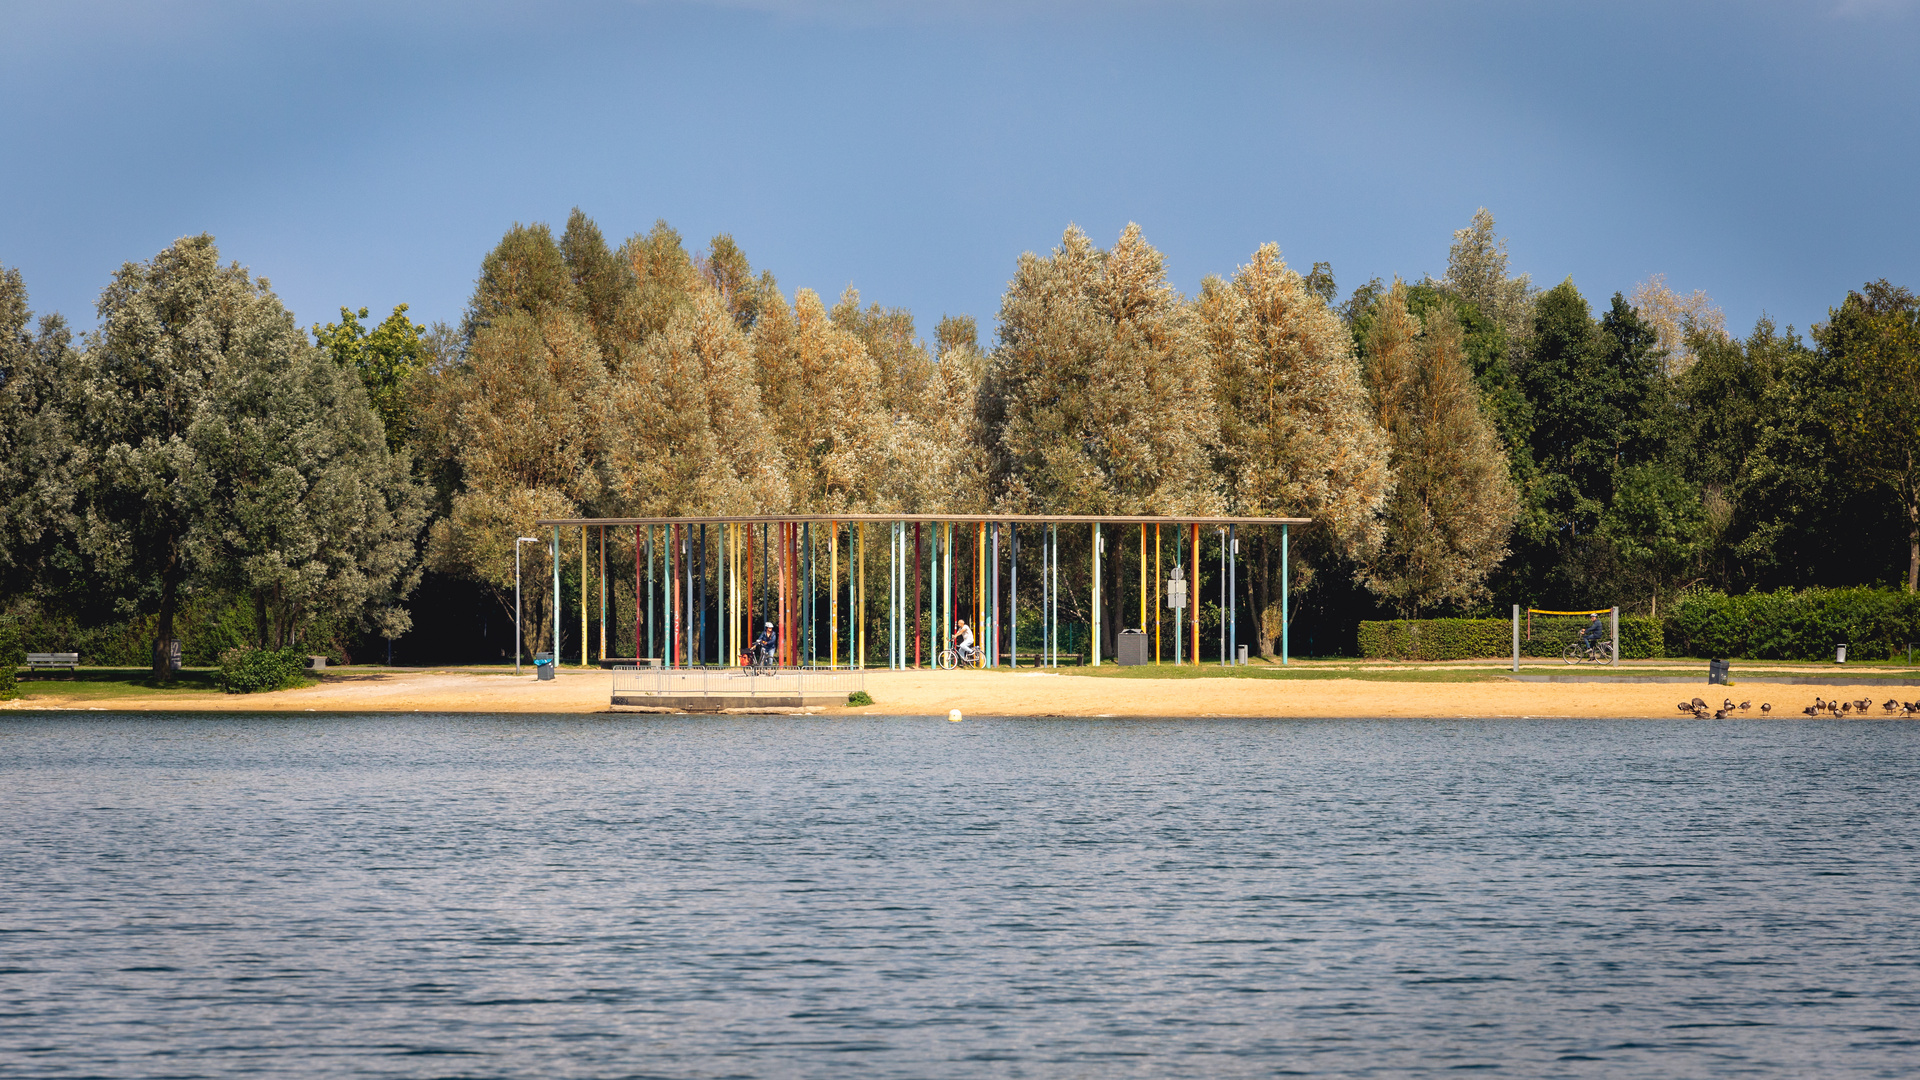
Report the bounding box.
[2,209,1915,672]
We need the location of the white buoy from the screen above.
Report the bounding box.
[948,709,963,722]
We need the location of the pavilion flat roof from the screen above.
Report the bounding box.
[535,513,1312,527]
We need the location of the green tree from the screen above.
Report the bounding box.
[71,235,424,675]
[1359,284,1519,616]
[191,316,427,649]
[0,266,80,606]
[428,223,608,657]
[1599,463,1707,614]
[311,304,428,452]
[1816,281,1920,589]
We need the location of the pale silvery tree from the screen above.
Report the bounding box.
[1442,208,1537,349]
[751,285,887,512]
[986,223,1219,517]
[1629,273,1728,376]
[601,282,789,516]
[1197,243,1393,655]
[1360,282,1519,617]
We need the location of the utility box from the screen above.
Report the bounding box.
[1116,629,1148,666]
[535,652,555,681]
[1709,659,1730,685]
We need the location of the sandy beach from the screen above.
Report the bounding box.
[8,665,1917,719]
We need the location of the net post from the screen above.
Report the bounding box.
[1512,603,1520,673]
[1611,606,1620,667]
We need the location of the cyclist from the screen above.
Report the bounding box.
[952,620,977,666]
[751,621,777,668]
[1580,614,1604,653]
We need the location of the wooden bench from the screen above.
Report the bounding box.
[25,652,79,671]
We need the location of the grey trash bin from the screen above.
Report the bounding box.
[1708,659,1730,685]
[534,652,555,681]
[1116,630,1148,666]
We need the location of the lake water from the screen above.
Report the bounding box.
[2,714,1917,1078]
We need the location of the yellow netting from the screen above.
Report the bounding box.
[1526,608,1613,616]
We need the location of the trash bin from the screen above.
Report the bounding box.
[1836,644,1848,664]
[1236,644,1248,665]
[1116,630,1148,666]
[1708,659,1730,685]
[534,652,555,681]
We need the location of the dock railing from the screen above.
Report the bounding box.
[610,665,866,700]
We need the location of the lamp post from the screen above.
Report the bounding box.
[515,536,538,673]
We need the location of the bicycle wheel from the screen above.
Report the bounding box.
[937,650,957,670]
[1563,642,1584,665]
[1595,641,1615,663]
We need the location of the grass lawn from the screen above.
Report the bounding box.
[1062,663,1504,683]
[9,667,232,701]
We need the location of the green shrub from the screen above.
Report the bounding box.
[1664,588,1920,660]
[1357,615,1662,660]
[217,646,313,694]
[0,620,23,699]
[847,690,873,706]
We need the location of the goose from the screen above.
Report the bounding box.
[1885,699,1899,712]
[1759,702,1772,713]
[1714,708,1728,719]
[1691,696,1708,708]
[1677,701,1696,713]
[1738,700,1751,710]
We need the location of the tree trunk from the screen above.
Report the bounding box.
[1253,539,1275,658]
[151,563,179,682]
[1908,495,1918,593]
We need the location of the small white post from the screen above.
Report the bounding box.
[1512,603,1520,673]
[1611,606,1620,667]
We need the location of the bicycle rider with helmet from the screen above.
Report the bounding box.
[751,621,777,669]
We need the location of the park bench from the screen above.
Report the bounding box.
[25,652,79,671]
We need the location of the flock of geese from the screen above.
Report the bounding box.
[1677,695,1920,718]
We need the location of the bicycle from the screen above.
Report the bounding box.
[1562,638,1615,664]
[744,648,778,675]
[937,647,986,671]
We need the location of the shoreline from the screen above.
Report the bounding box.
[8,666,1920,719]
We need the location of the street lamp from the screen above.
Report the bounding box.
[515,537,539,673]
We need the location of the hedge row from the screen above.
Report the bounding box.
[1664,588,1920,661]
[0,621,23,698]
[1358,616,1663,660]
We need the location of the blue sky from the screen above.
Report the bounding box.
[3,0,1916,342]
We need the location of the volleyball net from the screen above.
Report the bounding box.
[1513,605,1619,666]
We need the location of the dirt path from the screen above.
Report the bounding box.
[9,668,1914,719]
